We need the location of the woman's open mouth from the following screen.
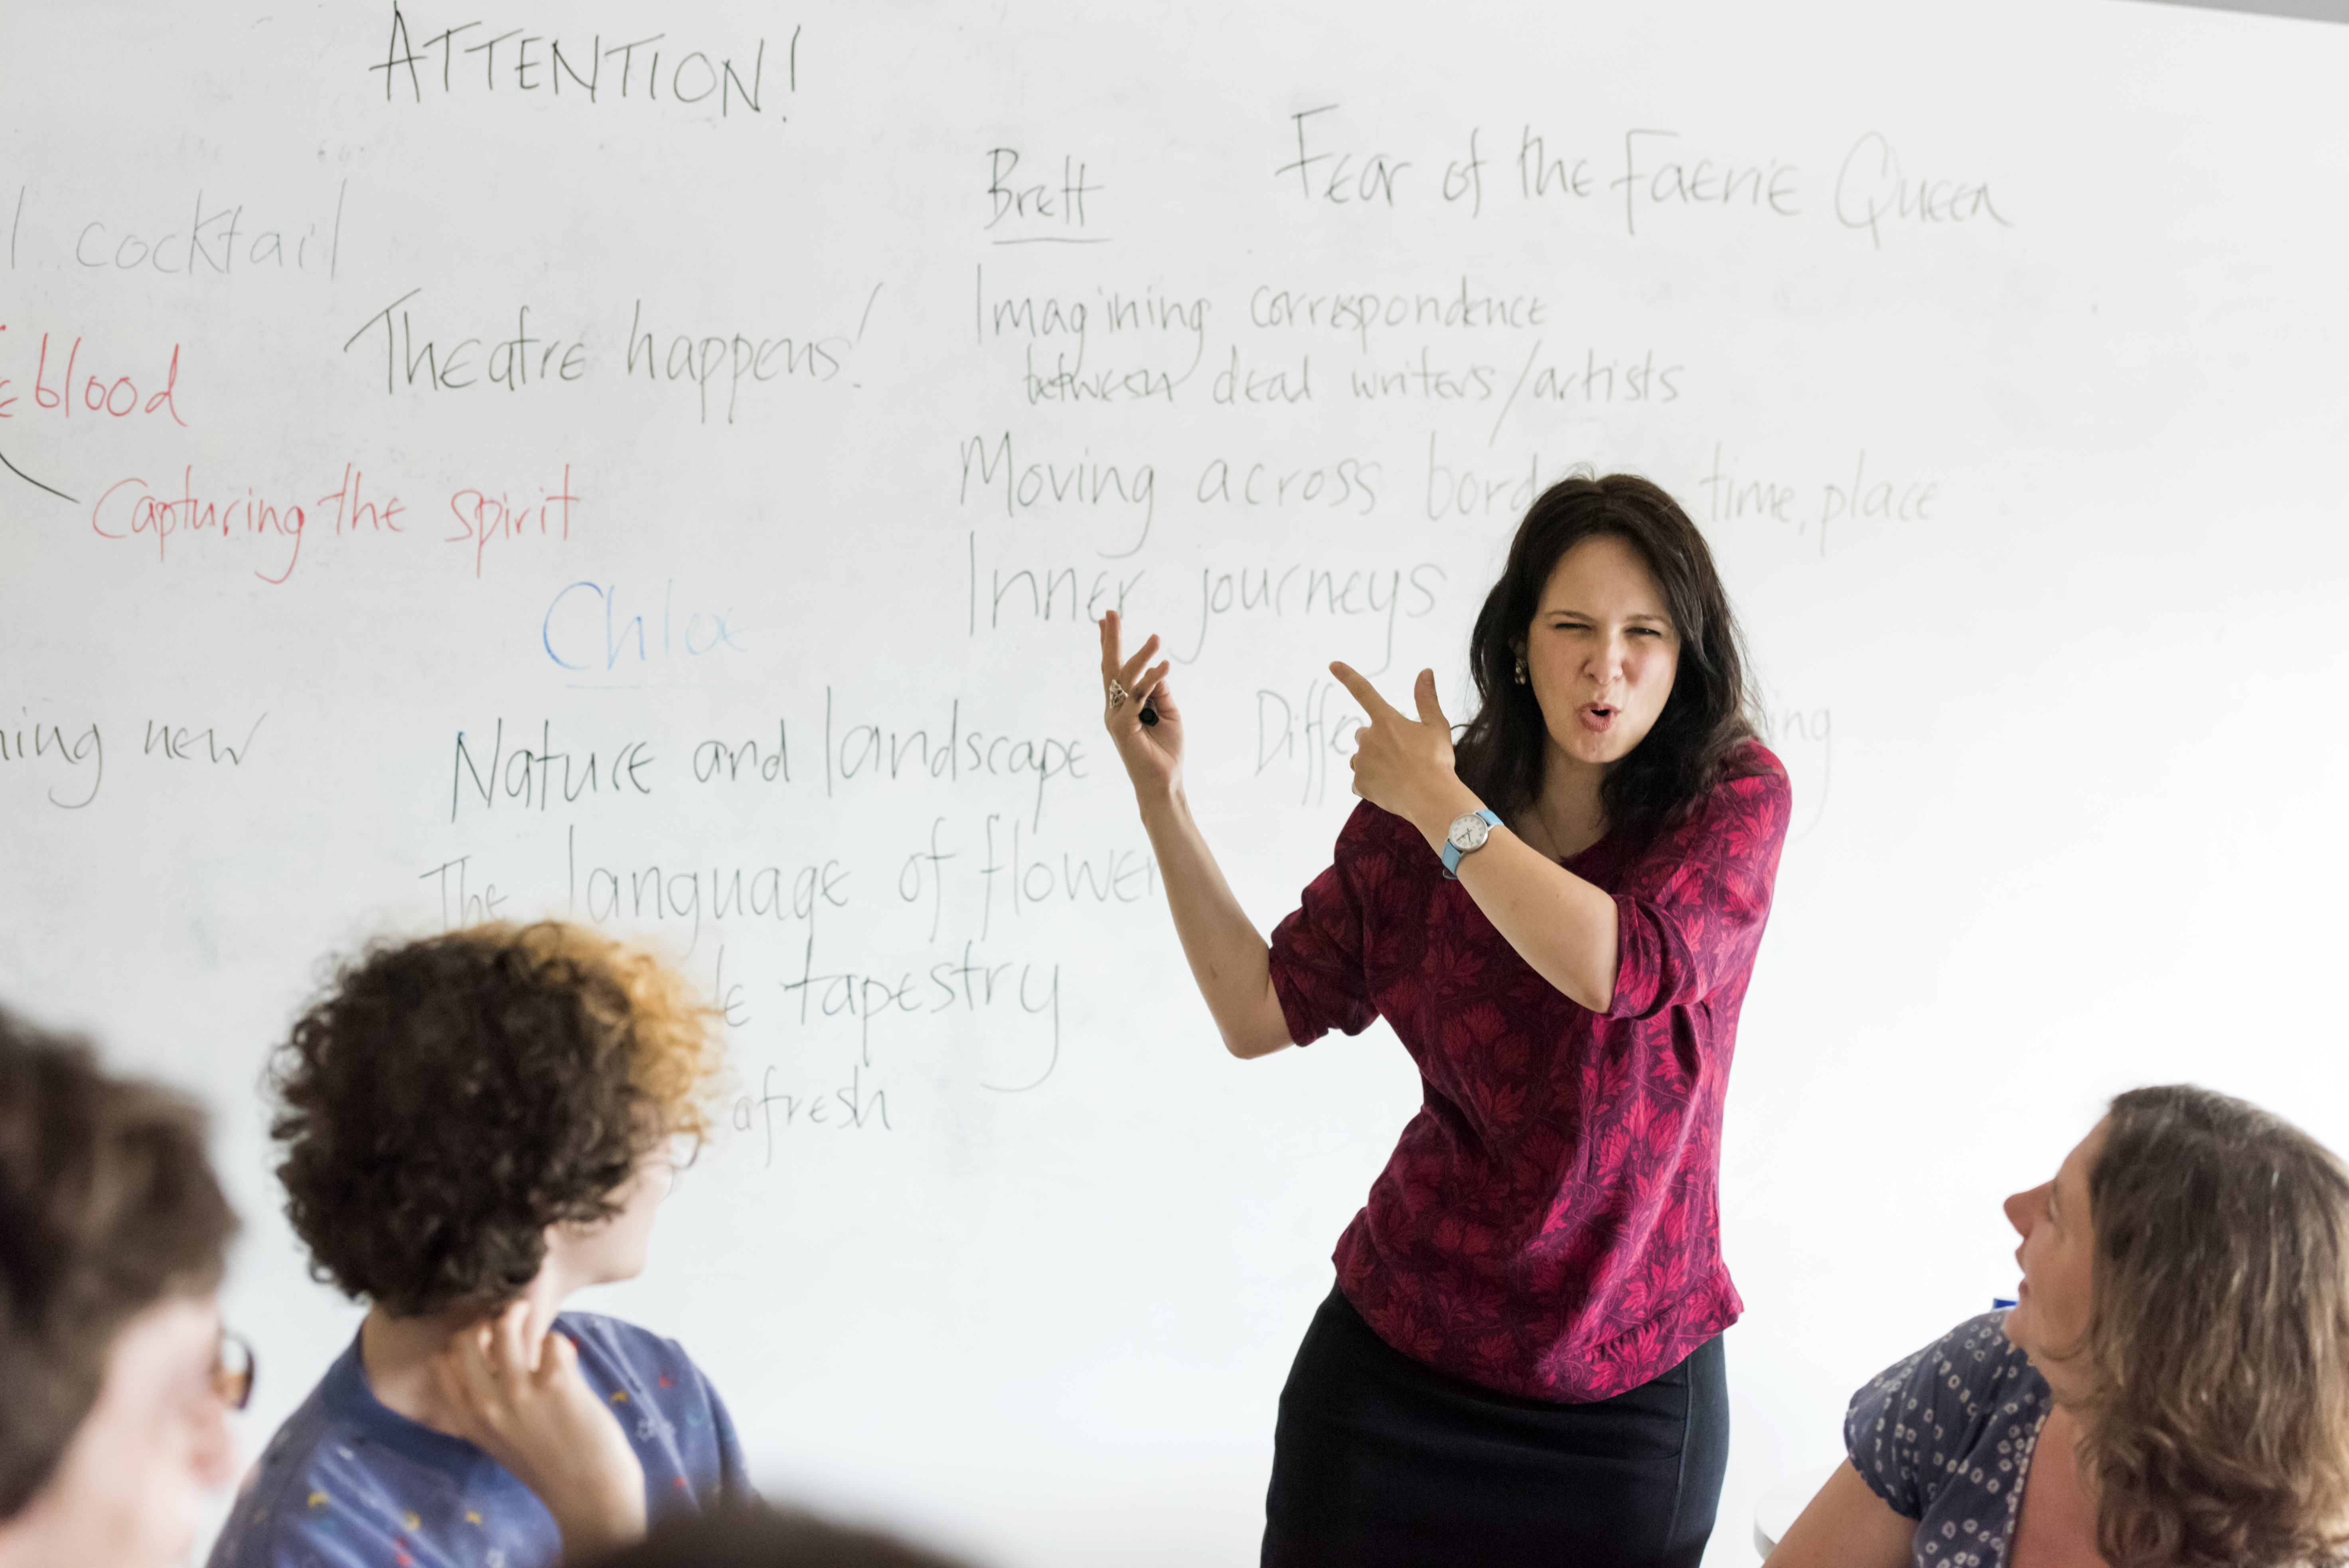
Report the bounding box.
[1578,703,1618,733]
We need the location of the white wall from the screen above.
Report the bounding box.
[4,2,2346,1562]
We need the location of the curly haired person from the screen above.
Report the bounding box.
[0,1008,243,1568]
[209,922,749,1568]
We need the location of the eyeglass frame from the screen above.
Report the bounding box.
[212,1328,257,1412]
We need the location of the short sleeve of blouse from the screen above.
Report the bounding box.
[1265,803,1398,1047]
[1843,1312,2039,1521]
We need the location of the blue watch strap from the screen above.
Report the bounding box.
[1440,809,1504,880]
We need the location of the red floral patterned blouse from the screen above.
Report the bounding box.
[1267,744,1791,1402]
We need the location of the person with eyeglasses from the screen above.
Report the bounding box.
[0,1006,244,1568]
[209,922,748,1568]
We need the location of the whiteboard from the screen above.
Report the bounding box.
[4,2,2346,1562]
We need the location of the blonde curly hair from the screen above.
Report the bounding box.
[272,920,721,1316]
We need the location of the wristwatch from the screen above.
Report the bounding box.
[1441,809,1504,880]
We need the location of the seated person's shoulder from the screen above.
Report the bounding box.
[1861,1311,2034,1402]
[557,1311,715,1395]
[208,1356,532,1568]
[553,1311,744,1494]
[209,1400,417,1566]
[1842,1312,2043,1519]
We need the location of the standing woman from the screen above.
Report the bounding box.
[1097,474,1791,1568]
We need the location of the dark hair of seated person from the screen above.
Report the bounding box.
[269,920,718,1317]
[582,1503,978,1568]
[0,1007,238,1516]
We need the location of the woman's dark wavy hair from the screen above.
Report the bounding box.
[2081,1085,2349,1568]
[1453,472,1760,845]
[270,922,718,1319]
[0,1009,235,1518]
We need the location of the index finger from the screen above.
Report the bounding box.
[1098,609,1124,675]
[1327,661,1402,721]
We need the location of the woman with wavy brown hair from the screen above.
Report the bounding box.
[1768,1084,2349,1568]
[210,922,744,1568]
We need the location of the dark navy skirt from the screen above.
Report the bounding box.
[1261,1285,1729,1568]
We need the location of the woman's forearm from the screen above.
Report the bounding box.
[1447,825,1621,1011]
[1395,782,1622,1013]
[1135,784,1293,1059]
[1326,665,1623,1013]
[1095,610,1291,1057]
[1762,1461,1917,1568]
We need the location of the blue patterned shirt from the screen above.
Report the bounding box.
[209,1312,749,1568]
[1844,1311,2052,1568]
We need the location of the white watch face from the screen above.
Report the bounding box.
[1447,814,1490,853]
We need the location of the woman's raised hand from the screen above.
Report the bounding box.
[1098,610,1182,799]
[1328,663,1466,829]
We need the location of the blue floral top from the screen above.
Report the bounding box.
[1844,1311,2053,1568]
[209,1312,748,1568]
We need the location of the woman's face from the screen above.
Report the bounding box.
[1522,535,1682,776]
[2002,1118,2108,1402]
